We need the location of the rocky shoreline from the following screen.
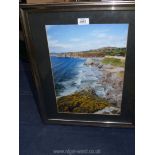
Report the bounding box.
[56,56,125,115]
[84,57,125,110]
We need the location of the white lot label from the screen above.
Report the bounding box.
[78,18,89,25]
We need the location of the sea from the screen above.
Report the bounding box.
[50,56,106,97]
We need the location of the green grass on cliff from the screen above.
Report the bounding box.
[102,58,125,67]
[57,90,109,113]
[105,48,126,56]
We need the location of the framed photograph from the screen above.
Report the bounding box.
[20,1,135,127]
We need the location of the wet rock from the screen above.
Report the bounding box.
[97,64,103,69]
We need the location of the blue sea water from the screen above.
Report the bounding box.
[50,57,84,96]
[50,56,105,97]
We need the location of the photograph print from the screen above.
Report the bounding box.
[45,24,128,115]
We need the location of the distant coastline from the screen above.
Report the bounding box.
[49,47,126,58]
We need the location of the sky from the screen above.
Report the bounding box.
[45,24,128,53]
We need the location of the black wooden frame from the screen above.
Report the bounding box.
[20,1,135,128]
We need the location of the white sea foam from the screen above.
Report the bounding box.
[58,60,106,98]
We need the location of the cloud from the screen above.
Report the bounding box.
[49,39,72,49]
[47,36,73,53]
[47,35,127,53]
[46,26,128,53]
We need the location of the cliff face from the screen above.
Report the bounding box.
[50,47,126,58]
[84,57,125,108]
